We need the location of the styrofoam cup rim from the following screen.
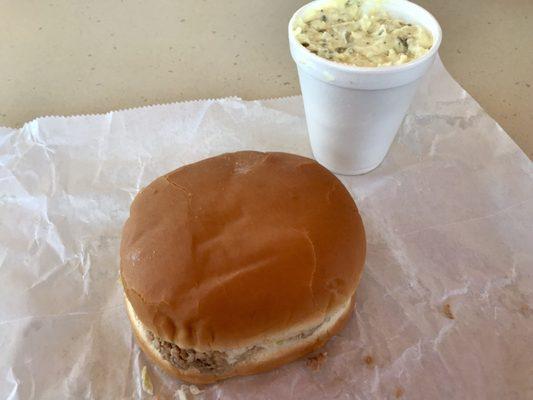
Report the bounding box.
[288,0,443,75]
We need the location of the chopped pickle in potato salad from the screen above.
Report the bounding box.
[293,0,433,67]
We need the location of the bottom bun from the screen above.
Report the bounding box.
[126,296,355,384]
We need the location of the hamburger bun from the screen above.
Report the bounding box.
[120,151,366,383]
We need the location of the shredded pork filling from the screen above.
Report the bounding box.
[145,317,326,373]
[147,330,234,373]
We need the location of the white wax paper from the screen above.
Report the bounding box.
[0,58,532,400]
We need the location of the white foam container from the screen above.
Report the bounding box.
[289,0,442,175]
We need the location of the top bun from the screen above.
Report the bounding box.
[120,151,365,351]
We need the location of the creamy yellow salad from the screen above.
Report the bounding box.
[293,0,433,67]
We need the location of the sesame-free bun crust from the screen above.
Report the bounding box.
[120,151,366,353]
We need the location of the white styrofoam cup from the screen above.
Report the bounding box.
[289,0,442,175]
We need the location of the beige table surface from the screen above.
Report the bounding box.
[1,0,532,158]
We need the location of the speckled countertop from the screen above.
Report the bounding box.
[1,0,531,158]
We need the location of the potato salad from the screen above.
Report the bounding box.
[293,0,433,67]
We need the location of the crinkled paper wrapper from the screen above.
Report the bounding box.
[1,59,532,399]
